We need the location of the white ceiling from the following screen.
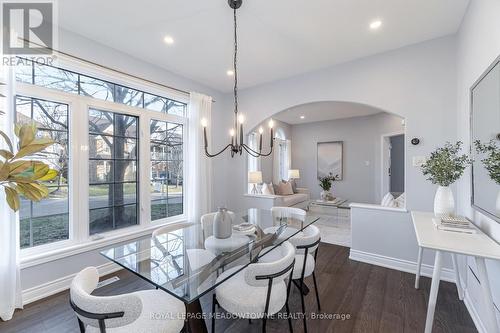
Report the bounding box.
[58,0,469,92]
[274,101,392,125]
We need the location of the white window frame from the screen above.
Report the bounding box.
[15,56,189,264]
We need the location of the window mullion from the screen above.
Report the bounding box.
[140,113,151,226]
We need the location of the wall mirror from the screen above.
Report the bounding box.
[471,55,500,222]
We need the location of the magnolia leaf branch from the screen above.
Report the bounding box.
[1,123,59,211]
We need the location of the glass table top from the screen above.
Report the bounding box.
[100,208,320,303]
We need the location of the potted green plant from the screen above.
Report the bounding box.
[421,141,472,217]
[1,123,59,211]
[318,172,338,201]
[475,140,500,213]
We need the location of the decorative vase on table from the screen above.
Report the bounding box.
[213,207,233,239]
[434,186,455,217]
[320,190,331,201]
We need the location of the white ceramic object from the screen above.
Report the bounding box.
[434,186,455,217]
[213,208,232,239]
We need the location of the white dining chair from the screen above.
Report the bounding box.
[69,266,185,333]
[259,224,321,333]
[211,241,296,333]
[200,210,236,240]
[151,222,195,238]
[152,222,216,272]
[289,225,321,333]
[271,206,306,220]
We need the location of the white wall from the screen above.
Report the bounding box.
[291,112,403,203]
[220,36,457,212]
[456,0,500,329]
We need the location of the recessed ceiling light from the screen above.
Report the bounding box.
[369,20,382,30]
[300,115,305,119]
[163,35,174,45]
[226,70,234,76]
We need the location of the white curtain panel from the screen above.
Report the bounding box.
[286,139,292,179]
[186,93,213,225]
[0,66,23,320]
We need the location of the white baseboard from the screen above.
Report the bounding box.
[22,262,122,306]
[349,249,456,283]
[464,289,488,333]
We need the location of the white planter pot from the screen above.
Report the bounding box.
[434,186,455,217]
[213,208,232,239]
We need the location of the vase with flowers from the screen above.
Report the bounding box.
[318,172,338,201]
[421,141,472,217]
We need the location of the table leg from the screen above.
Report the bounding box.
[475,257,500,333]
[424,250,442,333]
[415,247,423,289]
[451,253,464,300]
[186,299,208,333]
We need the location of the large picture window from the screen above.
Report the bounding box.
[15,96,70,248]
[13,56,188,253]
[89,109,139,234]
[150,120,184,221]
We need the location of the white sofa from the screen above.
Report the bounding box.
[243,188,310,210]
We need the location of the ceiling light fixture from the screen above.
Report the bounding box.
[226,70,234,76]
[300,115,305,119]
[163,35,174,45]
[369,20,382,30]
[202,0,274,158]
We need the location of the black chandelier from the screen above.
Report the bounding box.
[202,0,274,158]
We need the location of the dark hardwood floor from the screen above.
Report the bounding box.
[0,243,476,333]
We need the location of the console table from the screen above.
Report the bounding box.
[411,211,500,333]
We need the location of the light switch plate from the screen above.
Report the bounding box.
[413,156,426,167]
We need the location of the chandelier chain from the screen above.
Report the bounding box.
[233,7,238,116]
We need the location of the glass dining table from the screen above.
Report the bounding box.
[100,208,320,333]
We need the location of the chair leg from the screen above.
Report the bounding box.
[300,279,307,333]
[262,315,267,333]
[312,271,321,311]
[211,293,216,333]
[285,301,293,333]
[77,318,85,333]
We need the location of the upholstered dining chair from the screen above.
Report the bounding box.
[152,222,195,237]
[259,224,321,333]
[270,206,306,220]
[152,222,216,272]
[289,225,321,333]
[69,266,185,333]
[200,210,236,240]
[211,241,296,333]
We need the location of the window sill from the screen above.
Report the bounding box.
[20,216,187,269]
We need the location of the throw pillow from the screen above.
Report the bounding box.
[278,181,294,195]
[395,193,405,208]
[262,183,275,195]
[288,179,298,193]
[273,183,280,194]
[381,193,396,207]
